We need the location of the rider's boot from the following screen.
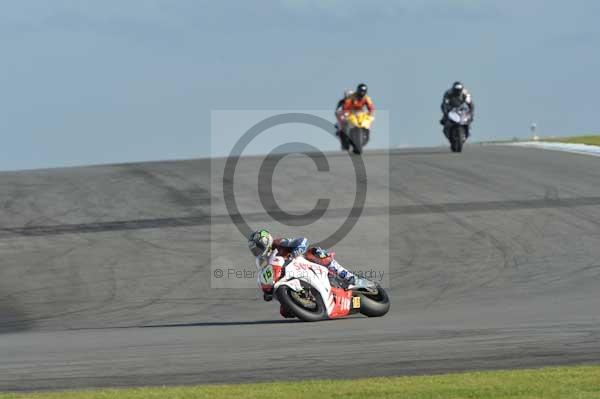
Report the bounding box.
[328,259,374,290]
[340,132,350,150]
[307,247,374,290]
[339,125,350,150]
[328,259,355,284]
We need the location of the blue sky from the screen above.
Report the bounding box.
[1,0,599,170]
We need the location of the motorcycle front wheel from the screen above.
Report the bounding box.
[350,127,365,154]
[276,281,328,322]
[450,125,466,153]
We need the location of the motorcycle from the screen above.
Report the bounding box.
[257,251,390,322]
[446,103,472,153]
[340,111,374,155]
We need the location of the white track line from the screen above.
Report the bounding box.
[507,141,600,158]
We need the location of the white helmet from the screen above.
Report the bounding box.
[344,89,354,98]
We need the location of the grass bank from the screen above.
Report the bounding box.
[2,365,600,399]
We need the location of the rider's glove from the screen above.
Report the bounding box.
[263,285,274,301]
[291,247,304,258]
[312,247,329,259]
[263,291,273,301]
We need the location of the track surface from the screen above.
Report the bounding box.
[1,146,600,391]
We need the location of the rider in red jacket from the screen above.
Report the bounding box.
[342,83,374,114]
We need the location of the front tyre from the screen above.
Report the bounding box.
[275,282,328,322]
[350,127,364,154]
[357,283,390,317]
[451,125,466,153]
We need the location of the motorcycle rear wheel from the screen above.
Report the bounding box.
[357,283,390,317]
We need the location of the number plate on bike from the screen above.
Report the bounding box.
[352,296,361,308]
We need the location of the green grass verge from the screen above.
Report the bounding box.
[2,366,600,399]
[542,135,600,146]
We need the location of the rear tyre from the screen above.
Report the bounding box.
[357,283,390,317]
[276,282,328,322]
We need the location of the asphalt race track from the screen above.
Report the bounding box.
[1,145,600,391]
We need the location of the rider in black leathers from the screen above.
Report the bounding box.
[440,81,475,139]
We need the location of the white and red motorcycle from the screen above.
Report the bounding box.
[257,251,390,322]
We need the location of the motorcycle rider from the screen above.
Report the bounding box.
[343,83,375,115]
[335,89,354,149]
[248,229,372,310]
[342,83,375,144]
[440,81,474,139]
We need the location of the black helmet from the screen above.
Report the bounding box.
[452,81,464,93]
[356,83,368,98]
